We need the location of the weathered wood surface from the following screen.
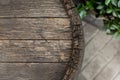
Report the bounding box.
[0,18,71,39]
[0,40,71,62]
[0,0,67,17]
[0,63,66,80]
[0,0,73,80]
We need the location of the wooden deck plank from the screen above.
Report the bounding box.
[0,40,71,62]
[0,18,71,39]
[0,0,67,17]
[0,63,66,80]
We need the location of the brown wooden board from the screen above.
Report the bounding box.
[0,18,71,39]
[0,40,71,62]
[0,0,84,80]
[0,0,67,17]
[0,63,67,80]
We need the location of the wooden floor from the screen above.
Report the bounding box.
[0,0,71,80]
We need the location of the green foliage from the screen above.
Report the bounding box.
[105,0,111,5]
[77,0,120,37]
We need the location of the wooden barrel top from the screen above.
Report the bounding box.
[0,0,84,80]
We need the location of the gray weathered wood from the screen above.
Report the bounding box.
[0,63,66,80]
[0,18,71,39]
[0,0,67,17]
[0,0,84,80]
[0,40,71,62]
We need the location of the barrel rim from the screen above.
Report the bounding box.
[60,0,85,80]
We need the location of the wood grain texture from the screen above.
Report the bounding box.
[0,18,71,39]
[0,0,67,17]
[0,0,74,79]
[0,63,66,80]
[0,40,71,62]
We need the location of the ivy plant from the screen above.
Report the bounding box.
[77,0,120,37]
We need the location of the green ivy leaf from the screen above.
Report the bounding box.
[100,10,105,15]
[105,0,111,5]
[112,24,119,29]
[79,10,87,19]
[118,0,120,7]
[113,31,120,38]
[118,14,120,18]
[112,11,118,17]
[86,1,94,10]
[111,0,117,6]
[97,5,104,10]
[106,9,113,13]
[106,29,111,33]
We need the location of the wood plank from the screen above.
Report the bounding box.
[0,40,71,62]
[0,18,71,39]
[0,63,66,80]
[0,0,67,17]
